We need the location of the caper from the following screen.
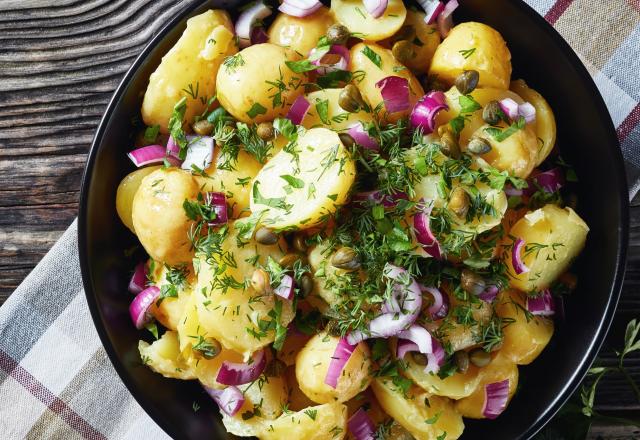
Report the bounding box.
[331,247,360,270]
[251,268,271,294]
[391,40,415,64]
[338,133,355,149]
[448,187,470,218]
[482,100,502,125]
[439,131,461,159]
[461,269,486,296]
[454,350,470,373]
[293,234,308,253]
[299,273,314,297]
[338,84,365,113]
[412,352,428,366]
[256,121,274,140]
[469,348,491,367]
[279,253,304,269]
[394,25,416,43]
[194,337,222,360]
[454,70,480,95]
[265,359,286,377]
[467,137,492,155]
[326,24,350,45]
[255,227,279,245]
[193,119,214,136]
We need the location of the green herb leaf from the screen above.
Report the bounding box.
[285,59,318,73]
[316,70,353,88]
[458,95,481,113]
[361,45,382,69]
[246,102,268,119]
[459,47,476,59]
[253,181,293,212]
[144,125,160,143]
[145,322,159,340]
[274,117,297,140]
[280,174,304,189]
[424,412,441,424]
[316,99,330,124]
[168,97,188,160]
[484,116,526,142]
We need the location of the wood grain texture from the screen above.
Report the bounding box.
[0,0,638,438]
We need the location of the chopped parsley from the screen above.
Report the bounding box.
[361,45,382,69]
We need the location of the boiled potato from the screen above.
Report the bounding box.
[194,148,263,218]
[404,354,483,399]
[496,290,554,365]
[510,79,557,166]
[138,330,196,380]
[148,261,194,331]
[142,10,236,132]
[455,352,518,419]
[286,366,317,411]
[278,329,312,367]
[268,7,335,55]
[195,221,294,355]
[350,42,424,122]
[434,86,524,146]
[216,43,307,123]
[250,127,356,230]
[116,166,161,233]
[295,333,371,404]
[429,22,512,90]
[332,0,406,41]
[504,204,589,292]
[132,168,199,265]
[303,88,374,131]
[438,297,493,352]
[307,241,350,308]
[259,402,347,440]
[372,378,464,440]
[394,10,441,74]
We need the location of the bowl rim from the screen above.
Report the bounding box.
[78,1,630,439]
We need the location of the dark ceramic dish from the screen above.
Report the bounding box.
[78,1,629,438]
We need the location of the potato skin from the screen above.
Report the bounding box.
[332,0,406,42]
[259,401,348,440]
[216,43,308,123]
[295,333,371,404]
[268,7,335,55]
[504,204,589,292]
[116,165,161,233]
[429,22,512,90]
[350,42,424,122]
[142,10,236,133]
[132,168,198,266]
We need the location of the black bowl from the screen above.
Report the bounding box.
[78,1,629,439]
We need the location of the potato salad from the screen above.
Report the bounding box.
[117,1,589,439]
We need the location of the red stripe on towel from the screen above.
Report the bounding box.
[545,0,574,25]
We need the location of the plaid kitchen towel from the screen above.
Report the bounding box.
[0,1,639,439]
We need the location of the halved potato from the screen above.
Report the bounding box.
[391,9,441,74]
[259,401,348,440]
[404,354,483,399]
[303,88,374,131]
[116,166,161,233]
[332,0,406,41]
[268,7,335,55]
[250,127,356,230]
[148,261,194,331]
[138,331,196,380]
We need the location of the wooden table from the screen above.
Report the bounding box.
[0,1,638,438]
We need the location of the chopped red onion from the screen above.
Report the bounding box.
[128,261,147,294]
[347,122,379,151]
[181,135,214,171]
[216,349,267,386]
[352,190,407,208]
[363,0,388,18]
[396,339,420,359]
[287,95,310,125]
[205,192,228,226]
[482,379,510,419]
[166,136,180,159]
[436,0,458,37]
[410,91,448,134]
[504,184,524,197]
[478,285,499,303]
[273,274,295,300]
[235,1,272,48]
[127,145,168,167]
[526,289,556,317]
[376,76,410,114]
[421,285,448,319]
[129,286,160,329]
[418,0,445,24]
[205,385,245,416]
[413,203,442,259]
[518,102,536,124]
[278,0,322,17]
[324,338,356,388]
[424,338,446,374]
[526,168,564,195]
[499,98,520,120]
[347,408,376,440]
[310,45,350,74]
[511,238,530,275]
[250,26,269,45]
[397,325,433,354]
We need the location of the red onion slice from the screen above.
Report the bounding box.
[478,285,499,303]
[347,408,376,440]
[499,98,519,120]
[482,379,510,419]
[413,203,442,259]
[436,0,458,37]
[127,145,168,167]
[410,91,449,134]
[424,338,446,374]
[375,76,410,114]
[181,136,214,171]
[419,0,445,24]
[278,0,322,17]
[396,339,420,359]
[216,349,267,386]
[352,190,407,208]
[287,95,310,125]
[251,26,269,45]
[397,324,433,354]
[518,102,536,124]
[235,1,272,48]
[526,168,564,195]
[421,285,448,319]
[205,192,228,226]
[128,261,147,294]
[324,338,356,388]
[310,45,350,74]
[511,238,530,275]
[504,184,523,197]
[166,136,180,159]
[347,122,379,151]
[129,286,160,329]
[526,289,555,317]
[363,0,388,18]
[205,385,245,416]
[273,274,294,300]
